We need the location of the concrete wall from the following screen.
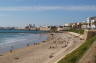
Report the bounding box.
[84,30,96,40]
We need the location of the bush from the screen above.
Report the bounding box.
[69,29,84,34]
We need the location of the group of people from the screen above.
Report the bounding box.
[48,33,70,49]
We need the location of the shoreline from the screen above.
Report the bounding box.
[0,33,48,54]
[0,32,84,63]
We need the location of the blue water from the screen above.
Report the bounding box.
[0,30,48,53]
[0,29,48,33]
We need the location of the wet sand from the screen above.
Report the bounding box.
[0,32,84,63]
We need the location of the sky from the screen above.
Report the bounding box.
[0,0,96,27]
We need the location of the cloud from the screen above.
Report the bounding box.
[0,13,14,16]
[0,15,8,16]
[0,0,32,1]
[0,5,96,11]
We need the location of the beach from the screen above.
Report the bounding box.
[0,32,84,63]
[0,33,48,53]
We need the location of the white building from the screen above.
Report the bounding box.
[39,26,50,31]
[86,17,96,29]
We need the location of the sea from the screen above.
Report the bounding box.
[0,30,48,54]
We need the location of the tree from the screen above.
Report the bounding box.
[50,26,57,32]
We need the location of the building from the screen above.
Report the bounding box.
[25,24,37,30]
[57,24,71,31]
[39,26,50,31]
[86,16,96,29]
[68,16,96,30]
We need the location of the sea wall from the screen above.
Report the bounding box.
[84,30,96,40]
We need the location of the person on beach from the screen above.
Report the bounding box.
[27,43,30,47]
[10,46,14,53]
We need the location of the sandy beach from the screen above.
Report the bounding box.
[0,32,84,63]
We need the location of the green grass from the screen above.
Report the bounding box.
[58,35,96,63]
[69,29,84,34]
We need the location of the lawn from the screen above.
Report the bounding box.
[69,29,84,34]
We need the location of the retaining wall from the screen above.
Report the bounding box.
[84,30,96,40]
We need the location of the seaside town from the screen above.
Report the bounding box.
[0,0,96,63]
[0,16,96,31]
[0,16,96,63]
